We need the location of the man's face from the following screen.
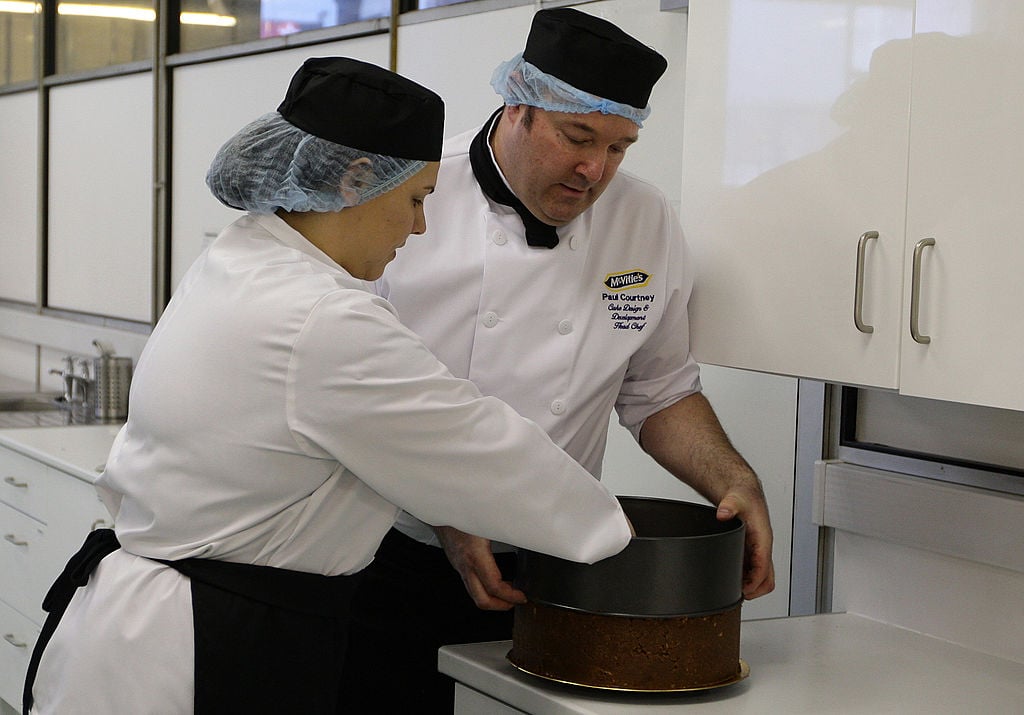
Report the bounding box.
[494,106,639,226]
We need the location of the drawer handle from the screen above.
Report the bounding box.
[4,534,28,547]
[853,230,878,334]
[4,476,28,488]
[910,237,935,344]
[4,633,28,648]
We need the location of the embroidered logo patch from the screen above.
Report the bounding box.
[603,269,651,292]
[601,269,655,333]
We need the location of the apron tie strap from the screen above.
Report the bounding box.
[23,528,120,714]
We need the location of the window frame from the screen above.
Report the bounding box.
[833,386,1024,498]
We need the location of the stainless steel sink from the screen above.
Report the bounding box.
[0,393,62,412]
[0,392,85,428]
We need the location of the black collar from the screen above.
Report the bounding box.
[468,109,559,249]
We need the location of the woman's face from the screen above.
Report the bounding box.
[337,162,440,281]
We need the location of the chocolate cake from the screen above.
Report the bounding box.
[508,600,743,691]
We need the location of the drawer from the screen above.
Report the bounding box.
[0,598,40,711]
[47,472,112,534]
[0,503,47,622]
[42,477,113,589]
[0,448,55,522]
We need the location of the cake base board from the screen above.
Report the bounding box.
[506,654,749,693]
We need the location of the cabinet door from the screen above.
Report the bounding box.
[681,0,915,387]
[0,447,59,521]
[0,599,40,710]
[39,469,113,590]
[899,1,1024,410]
[0,503,47,621]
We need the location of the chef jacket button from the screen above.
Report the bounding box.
[492,230,507,246]
[550,399,566,415]
[569,234,580,250]
[557,319,573,335]
[482,311,499,328]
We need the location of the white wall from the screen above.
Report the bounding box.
[833,533,1024,664]
[0,337,37,390]
[399,4,536,138]
[816,460,1024,664]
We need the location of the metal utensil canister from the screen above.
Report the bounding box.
[91,340,132,422]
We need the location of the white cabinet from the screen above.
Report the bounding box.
[897,1,1024,408]
[681,0,1024,411]
[0,601,37,712]
[0,445,111,709]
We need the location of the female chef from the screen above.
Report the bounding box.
[23,57,631,714]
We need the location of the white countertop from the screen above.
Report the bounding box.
[0,424,122,483]
[439,613,1024,714]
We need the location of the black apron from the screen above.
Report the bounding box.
[23,529,362,714]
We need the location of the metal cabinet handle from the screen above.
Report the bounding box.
[910,237,936,344]
[3,533,28,547]
[4,633,28,648]
[4,476,28,488]
[854,231,879,333]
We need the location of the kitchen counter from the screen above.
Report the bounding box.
[439,613,1024,714]
[0,424,122,483]
[0,424,121,711]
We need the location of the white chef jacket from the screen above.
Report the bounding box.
[30,212,629,714]
[379,120,702,546]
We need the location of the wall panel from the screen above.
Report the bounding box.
[0,92,39,304]
[48,74,153,322]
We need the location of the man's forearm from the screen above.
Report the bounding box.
[638,392,763,502]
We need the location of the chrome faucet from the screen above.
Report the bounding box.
[49,356,75,404]
[71,359,92,406]
[49,355,93,409]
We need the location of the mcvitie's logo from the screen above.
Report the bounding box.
[603,270,651,292]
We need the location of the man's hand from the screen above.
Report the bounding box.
[716,489,775,599]
[435,526,527,611]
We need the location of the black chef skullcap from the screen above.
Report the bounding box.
[522,8,667,110]
[277,57,444,161]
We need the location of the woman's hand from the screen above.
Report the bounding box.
[435,526,527,610]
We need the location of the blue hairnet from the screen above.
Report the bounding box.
[490,53,652,127]
[206,112,427,214]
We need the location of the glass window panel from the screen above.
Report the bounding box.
[0,2,37,85]
[55,0,155,73]
[179,0,389,54]
[179,0,260,52]
[416,0,474,10]
[844,388,1024,474]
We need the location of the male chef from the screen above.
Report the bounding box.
[340,8,775,712]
